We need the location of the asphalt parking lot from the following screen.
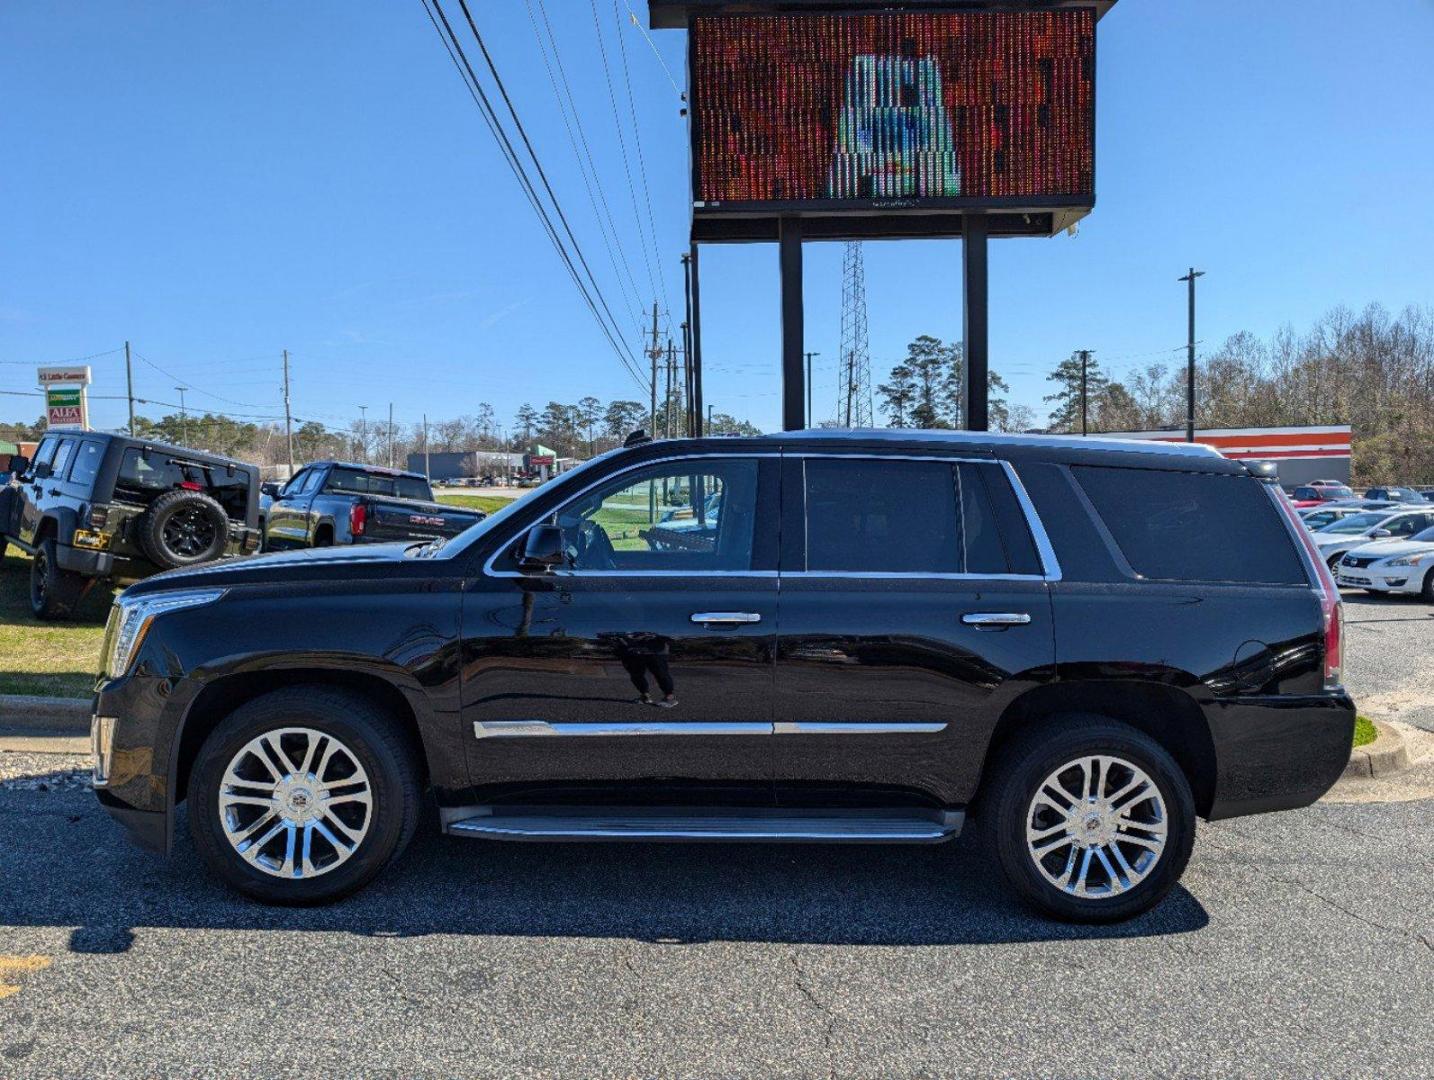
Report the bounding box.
[1,590,1430,1078]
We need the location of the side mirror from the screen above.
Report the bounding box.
[6,455,27,476]
[32,460,52,480]
[261,482,280,497]
[1369,528,1392,539]
[518,524,567,574]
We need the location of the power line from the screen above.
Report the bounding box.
[619,1,682,96]
[524,0,647,338]
[588,0,662,310]
[419,0,648,393]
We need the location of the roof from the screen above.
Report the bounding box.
[767,427,1224,459]
[310,460,426,479]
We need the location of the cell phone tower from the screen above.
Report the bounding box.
[836,240,873,428]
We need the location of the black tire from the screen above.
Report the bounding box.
[30,537,87,620]
[138,489,230,569]
[313,526,333,548]
[981,717,1196,923]
[188,686,423,905]
[1421,567,1434,603]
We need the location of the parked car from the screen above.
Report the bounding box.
[1289,482,1355,508]
[1361,486,1425,504]
[1415,487,1434,503]
[0,432,261,618]
[1299,505,1374,531]
[1335,524,1434,599]
[91,429,1354,922]
[262,461,486,549]
[1309,507,1434,567]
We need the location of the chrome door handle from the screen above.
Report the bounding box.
[961,612,1032,629]
[691,611,761,625]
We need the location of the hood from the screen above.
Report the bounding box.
[123,541,420,596]
[1343,539,1434,562]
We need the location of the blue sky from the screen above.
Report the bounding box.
[2,0,1432,437]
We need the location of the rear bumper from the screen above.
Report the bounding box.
[1205,691,1356,820]
[55,542,114,576]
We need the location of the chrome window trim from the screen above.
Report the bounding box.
[782,571,1046,582]
[1001,459,1064,582]
[481,452,777,580]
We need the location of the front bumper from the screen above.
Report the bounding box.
[1336,567,1419,593]
[1205,691,1356,820]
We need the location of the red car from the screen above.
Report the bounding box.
[1290,481,1355,508]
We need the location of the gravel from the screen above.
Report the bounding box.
[1341,591,1434,732]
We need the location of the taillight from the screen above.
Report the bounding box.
[179,481,202,491]
[1268,484,1343,688]
[350,502,367,537]
[88,505,110,528]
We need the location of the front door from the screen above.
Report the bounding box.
[460,454,780,807]
[770,454,1056,809]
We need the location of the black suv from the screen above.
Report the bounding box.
[0,432,261,618]
[90,430,1353,922]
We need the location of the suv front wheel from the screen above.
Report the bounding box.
[188,687,423,905]
[984,719,1196,923]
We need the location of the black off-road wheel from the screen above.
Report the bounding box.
[1421,567,1434,602]
[982,717,1196,923]
[138,489,230,568]
[30,537,87,620]
[188,686,423,905]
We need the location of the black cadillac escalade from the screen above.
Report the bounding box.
[90,430,1354,922]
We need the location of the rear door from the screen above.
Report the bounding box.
[769,453,1056,809]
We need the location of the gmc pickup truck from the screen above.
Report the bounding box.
[261,461,485,549]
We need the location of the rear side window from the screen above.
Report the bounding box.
[68,440,103,487]
[802,458,1042,575]
[50,438,76,479]
[325,467,430,501]
[805,459,959,573]
[1073,466,1306,585]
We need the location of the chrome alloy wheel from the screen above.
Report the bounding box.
[218,727,373,879]
[1024,754,1168,899]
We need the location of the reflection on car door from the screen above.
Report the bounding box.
[460,455,780,807]
[769,455,1056,809]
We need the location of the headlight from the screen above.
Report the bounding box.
[102,589,226,678]
[1382,555,1424,568]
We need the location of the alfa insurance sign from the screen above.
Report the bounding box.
[46,386,87,429]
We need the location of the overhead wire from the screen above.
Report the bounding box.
[419,0,649,394]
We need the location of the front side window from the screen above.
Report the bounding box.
[552,458,759,572]
[280,470,309,497]
[1385,513,1432,536]
[31,436,59,474]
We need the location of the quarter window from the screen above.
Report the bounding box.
[552,458,759,572]
[1073,465,1306,585]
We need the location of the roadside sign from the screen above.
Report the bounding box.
[37,365,92,386]
[46,386,87,429]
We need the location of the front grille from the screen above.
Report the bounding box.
[1342,555,1377,569]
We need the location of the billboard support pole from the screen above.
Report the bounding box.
[779,216,805,431]
[689,243,705,436]
[963,213,989,431]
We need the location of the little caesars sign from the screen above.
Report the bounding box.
[38,365,91,430]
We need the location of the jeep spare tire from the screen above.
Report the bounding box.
[139,488,230,568]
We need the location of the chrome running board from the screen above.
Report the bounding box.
[442,806,963,844]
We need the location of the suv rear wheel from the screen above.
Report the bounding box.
[983,718,1196,923]
[188,687,422,905]
[30,537,87,620]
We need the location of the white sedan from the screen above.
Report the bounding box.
[1334,525,1434,599]
[1310,507,1434,568]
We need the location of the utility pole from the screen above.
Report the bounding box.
[1078,349,1092,436]
[124,341,136,435]
[647,301,662,437]
[804,351,819,426]
[174,387,188,445]
[358,405,368,463]
[282,349,294,473]
[1178,267,1205,442]
[423,414,430,479]
[707,404,714,433]
[387,402,394,468]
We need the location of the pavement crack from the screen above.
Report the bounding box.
[787,949,838,1079]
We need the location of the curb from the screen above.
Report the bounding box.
[1342,720,1412,780]
[0,695,90,736]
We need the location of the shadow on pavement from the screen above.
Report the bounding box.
[1,773,1209,952]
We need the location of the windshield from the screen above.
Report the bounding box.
[1322,512,1390,534]
[427,448,626,559]
[1409,526,1434,543]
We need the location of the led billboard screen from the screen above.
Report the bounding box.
[690,10,1095,214]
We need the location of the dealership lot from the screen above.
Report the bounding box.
[0,590,1431,1078]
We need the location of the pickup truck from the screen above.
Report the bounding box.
[262,461,486,550]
